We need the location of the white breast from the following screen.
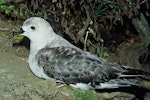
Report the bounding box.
[29,53,50,79]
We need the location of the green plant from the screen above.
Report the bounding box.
[95,0,109,16]
[95,4,107,16]
[63,86,101,100]
[13,35,24,42]
[0,3,27,19]
[0,0,5,4]
[0,5,14,14]
[75,90,101,100]
[98,43,104,58]
[96,0,118,16]
[98,43,113,60]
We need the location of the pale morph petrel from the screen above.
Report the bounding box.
[13,17,150,91]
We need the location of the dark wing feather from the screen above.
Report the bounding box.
[36,46,150,85]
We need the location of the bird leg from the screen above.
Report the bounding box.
[56,80,67,88]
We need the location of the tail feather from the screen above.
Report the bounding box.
[95,79,150,100]
[121,66,150,80]
[94,79,142,89]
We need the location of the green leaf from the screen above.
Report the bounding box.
[95,4,106,16]
[14,11,18,15]
[0,5,6,10]
[8,5,14,9]
[75,90,101,100]
[13,35,24,41]
[20,12,24,17]
[98,43,104,58]
[5,9,10,14]
[0,0,5,4]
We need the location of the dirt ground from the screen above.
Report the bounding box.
[0,18,77,100]
[0,18,150,100]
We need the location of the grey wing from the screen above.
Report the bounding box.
[35,46,122,84]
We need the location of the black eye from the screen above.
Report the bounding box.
[30,26,35,30]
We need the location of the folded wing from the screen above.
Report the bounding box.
[35,46,150,89]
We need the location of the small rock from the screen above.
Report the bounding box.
[100,92,135,100]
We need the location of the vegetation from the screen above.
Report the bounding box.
[74,90,101,100]
[63,86,101,100]
[0,0,148,69]
[0,0,150,99]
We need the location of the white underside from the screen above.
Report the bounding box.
[69,80,136,90]
[70,83,93,90]
[69,82,118,90]
[29,52,50,79]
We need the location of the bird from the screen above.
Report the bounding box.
[13,17,150,91]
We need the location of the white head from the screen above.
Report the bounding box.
[13,17,56,51]
[22,17,55,41]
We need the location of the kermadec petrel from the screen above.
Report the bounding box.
[13,17,150,91]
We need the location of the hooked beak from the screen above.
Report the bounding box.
[13,28,24,36]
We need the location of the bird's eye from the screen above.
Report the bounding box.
[30,26,35,30]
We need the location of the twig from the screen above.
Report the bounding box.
[57,84,66,88]
[84,31,89,51]
[121,0,147,17]
[77,5,91,42]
